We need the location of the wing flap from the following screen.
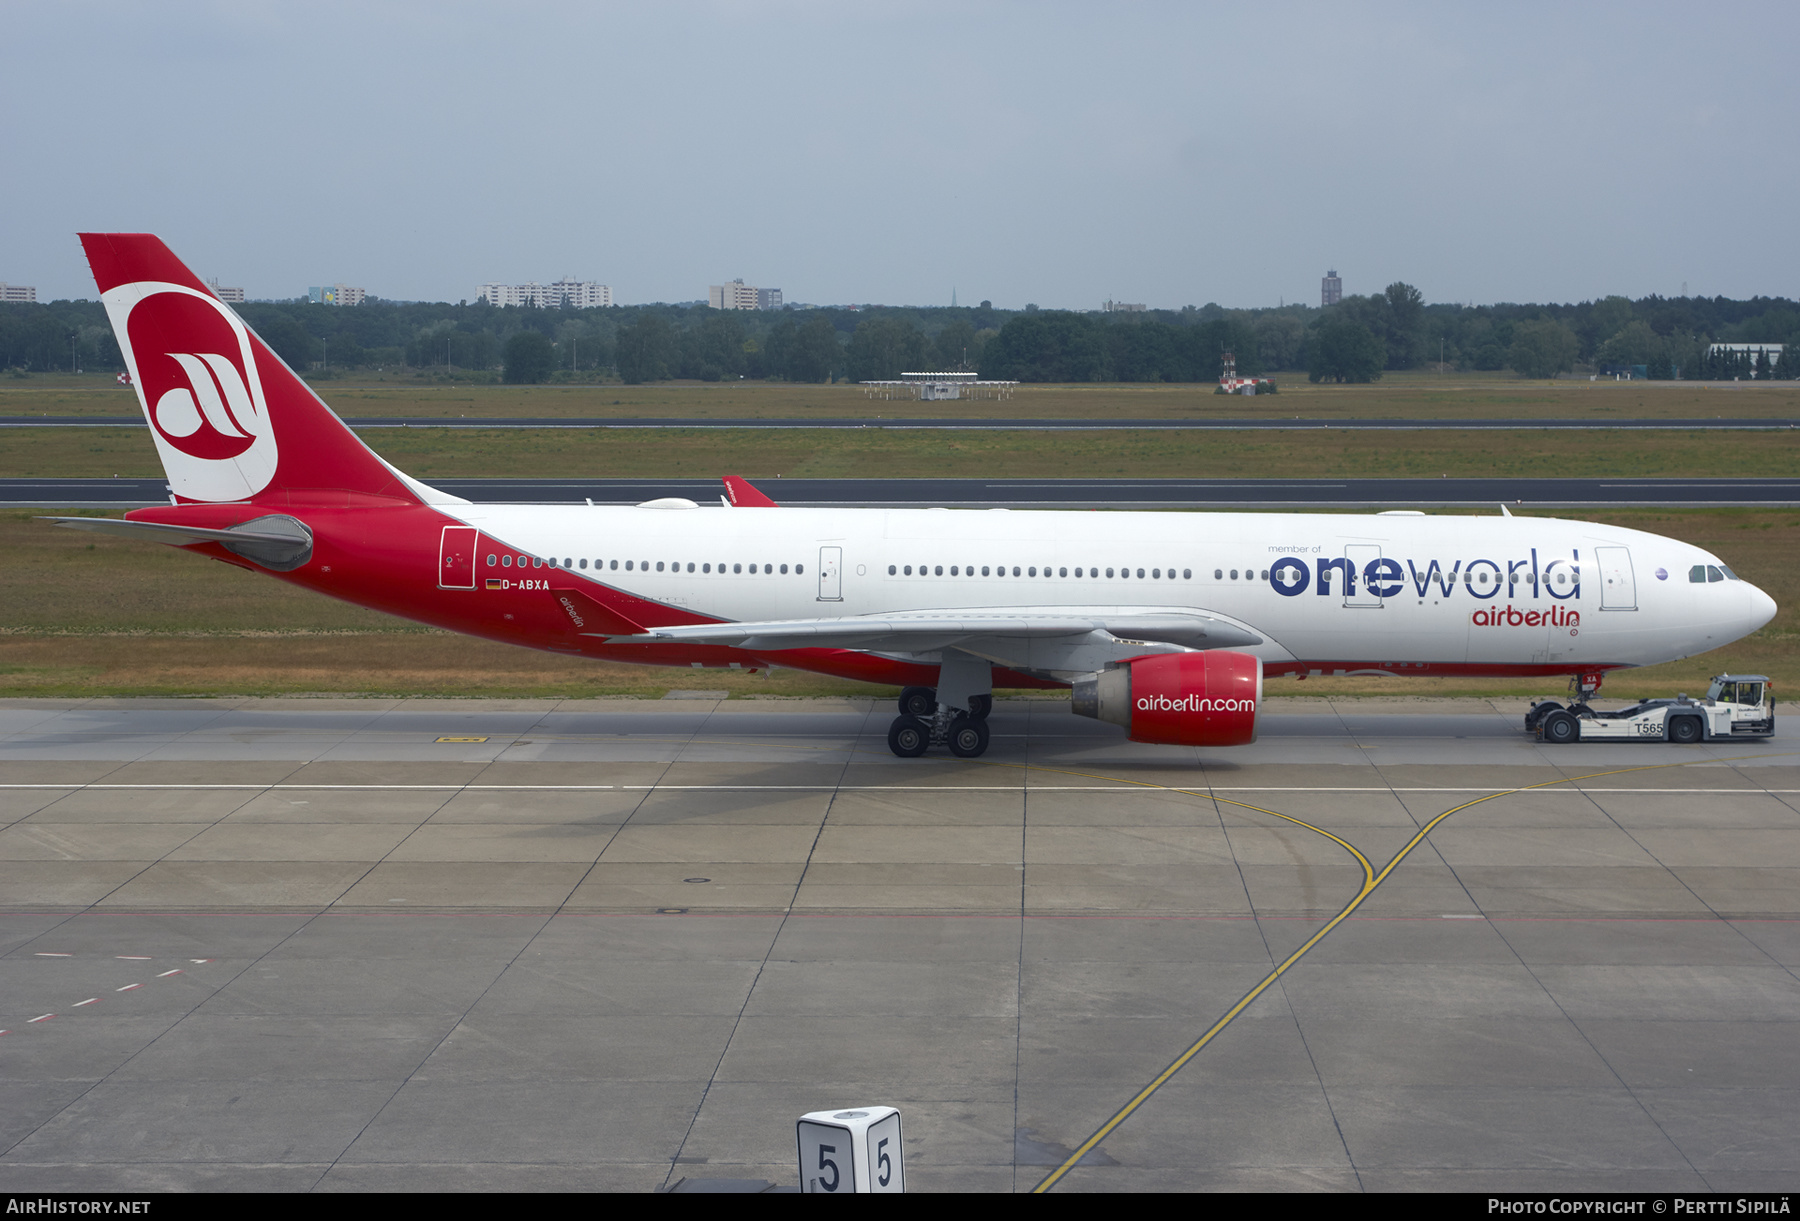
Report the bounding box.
[594,610,1261,651]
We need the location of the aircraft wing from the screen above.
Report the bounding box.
[596,609,1262,652]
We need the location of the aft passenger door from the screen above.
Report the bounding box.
[439,526,478,590]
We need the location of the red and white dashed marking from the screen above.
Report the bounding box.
[10,952,214,1031]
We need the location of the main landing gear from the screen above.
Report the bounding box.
[888,685,993,758]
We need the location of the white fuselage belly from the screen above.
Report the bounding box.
[447,504,1776,674]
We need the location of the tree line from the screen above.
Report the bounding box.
[3,285,1795,384]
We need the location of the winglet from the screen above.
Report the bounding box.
[722,475,779,508]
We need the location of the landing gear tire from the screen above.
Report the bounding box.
[898,686,938,718]
[1542,711,1579,744]
[1669,716,1702,744]
[966,694,993,722]
[946,715,990,758]
[888,715,930,758]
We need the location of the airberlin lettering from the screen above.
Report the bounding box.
[1472,605,1580,628]
[1136,695,1256,714]
[1268,548,1583,602]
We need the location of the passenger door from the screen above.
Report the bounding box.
[1594,546,1637,610]
[817,546,843,602]
[1344,544,1382,608]
[439,526,478,590]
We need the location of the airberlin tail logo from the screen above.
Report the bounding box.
[107,282,279,501]
[152,351,260,459]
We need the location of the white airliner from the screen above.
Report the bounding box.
[53,234,1777,757]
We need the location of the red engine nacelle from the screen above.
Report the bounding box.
[1071,651,1262,747]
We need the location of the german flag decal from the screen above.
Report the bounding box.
[486,578,504,590]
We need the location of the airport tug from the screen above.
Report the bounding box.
[1526,673,1774,745]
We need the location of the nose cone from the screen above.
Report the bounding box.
[1745,581,1779,634]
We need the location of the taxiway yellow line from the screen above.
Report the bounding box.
[1029,751,1790,1193]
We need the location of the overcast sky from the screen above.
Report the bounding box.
[7,1,1796,309]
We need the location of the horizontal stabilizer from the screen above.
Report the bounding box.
[42,514,314,570]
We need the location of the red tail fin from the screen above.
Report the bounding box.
[722,475,779,507]
[80,234,448,507]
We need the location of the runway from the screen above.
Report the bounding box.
[2,696,1796,1191]
[6,414,1799,432]
[13,475,1800,509]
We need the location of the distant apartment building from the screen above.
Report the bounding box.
[1709,343,1785,360]
[309,284,366,306]
[1321,269,1342,307]
[709,279,782,310]
[477,279,613,309]
[1103,299,1147,312]
[0,283,37,303]
[207,278,245,304]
